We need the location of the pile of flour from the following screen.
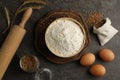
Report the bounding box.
[45,18,85,57]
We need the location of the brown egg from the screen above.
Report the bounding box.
[89,64,106,77]
[99,49,115,62]
[80,53,95,66]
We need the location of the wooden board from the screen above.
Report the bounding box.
[34,10,90,64]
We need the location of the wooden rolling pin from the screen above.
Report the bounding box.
[0,7,32,79]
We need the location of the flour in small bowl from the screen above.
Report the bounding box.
[45,18,85,58]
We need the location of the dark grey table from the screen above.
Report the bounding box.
[0,0,120,80]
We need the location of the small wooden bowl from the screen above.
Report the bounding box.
[34,10,90,64]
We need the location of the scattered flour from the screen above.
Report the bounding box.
[45,18,85,57]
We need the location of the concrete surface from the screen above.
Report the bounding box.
[0,0,120,80]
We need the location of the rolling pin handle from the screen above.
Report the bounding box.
[19,7,33,28]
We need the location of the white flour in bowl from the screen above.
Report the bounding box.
[45,18,85,58]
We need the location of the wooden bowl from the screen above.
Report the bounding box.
[34,10,90,64]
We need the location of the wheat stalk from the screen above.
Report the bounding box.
[1,0,47,33]
[10,0,47,30]
[23,0,46,5]
[2,7,10,33]
[18,6,43,13]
